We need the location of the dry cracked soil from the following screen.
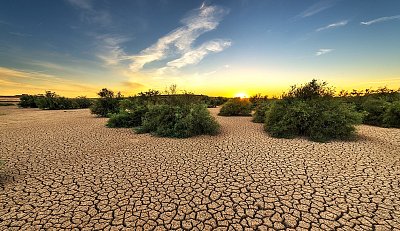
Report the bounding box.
[0,106,400,230]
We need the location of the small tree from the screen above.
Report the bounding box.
[90,88,120,117]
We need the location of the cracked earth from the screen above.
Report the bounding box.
[1,106,400,230]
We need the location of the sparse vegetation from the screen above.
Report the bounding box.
[19,94,39,108]
[206,97,228,108]
[264,79,363,142]
[100,86,221,138]
[90,88,121,117]
[249,93,268,109]
[18,92,92,110]
[107,106,148,128]
[361,98,389,126]
[339,87,400,128]
[0,103,14,106]
[218,98,252,116]
[383,101,400,128]
[252,102,272,123]
[137,104,220,138]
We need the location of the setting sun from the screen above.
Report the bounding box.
[234,93,248,99]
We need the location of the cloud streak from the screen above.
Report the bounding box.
[316,48,334,56]
[66,0,111,26]
[298,0,336,18]
[66,0,92,10]
[157,39,232,75]
[166,40,231,69]
[126,4,231,73]
[361,15,400,26]
[0,66,99,95]
[316,20,348,32]
[96,35,130,65]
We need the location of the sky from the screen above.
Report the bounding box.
[1,0,400,97]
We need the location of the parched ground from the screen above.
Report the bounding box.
[0,106,400,230]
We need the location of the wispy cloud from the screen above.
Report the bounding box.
[366,78,400,84]
[121,81,145,89]
[30,61,69,71]
[9,32,32,37]
[66,0,111,26]
[316,20,348,32]
[298,0,336,18]
[203,64,230,76]
[125,4,231,73]
[96,35,130,65]
[66,0,92,10]
[0,66,99,95]
[0,20,11,26]
[316,48,334,56]
[361,15,400,26]
[158,39,231,74]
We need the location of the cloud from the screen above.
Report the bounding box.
[315,49,334,56]
[164,39,231,69]
[9,32,32,37]
[0,20,11,26]
[30,61,69,71]
[366,78,400,84]
[121,81,145,89]
[96,35,130,65]
[361,15,400,26]
[0,66,99,95]
[298,0,336,18]
[203,64,231,76]
[66,0,111,26]
[126,4,230,73]
[66,0,92,10]
[316,20,348,32]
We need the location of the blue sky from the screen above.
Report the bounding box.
[1,0,400,97]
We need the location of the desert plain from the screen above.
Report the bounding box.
[0,106,399,230]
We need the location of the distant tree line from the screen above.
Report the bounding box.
[19,91,92,110]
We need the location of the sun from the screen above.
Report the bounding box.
[234,92,248,99]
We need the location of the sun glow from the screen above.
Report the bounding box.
[234,92,248,99]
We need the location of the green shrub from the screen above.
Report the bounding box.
[250,93,268,109]
[362,98,389,126]
[119,99,137,110]
[265,99,362,142]
[138,104,219,138]
[283,79,334,100]
[0,103,14,106]
[218,98,252,116]
[264,80,362,142]
[206,97,228,108]
[306,100,363,141]
[90,88,121,117]
[383,101,400,128]
[19,94,38,108]
[107,106,148,128]
[74,97,92,108]
[19,92,91,110]
[265,100,310,138]
[252,102,271,123]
